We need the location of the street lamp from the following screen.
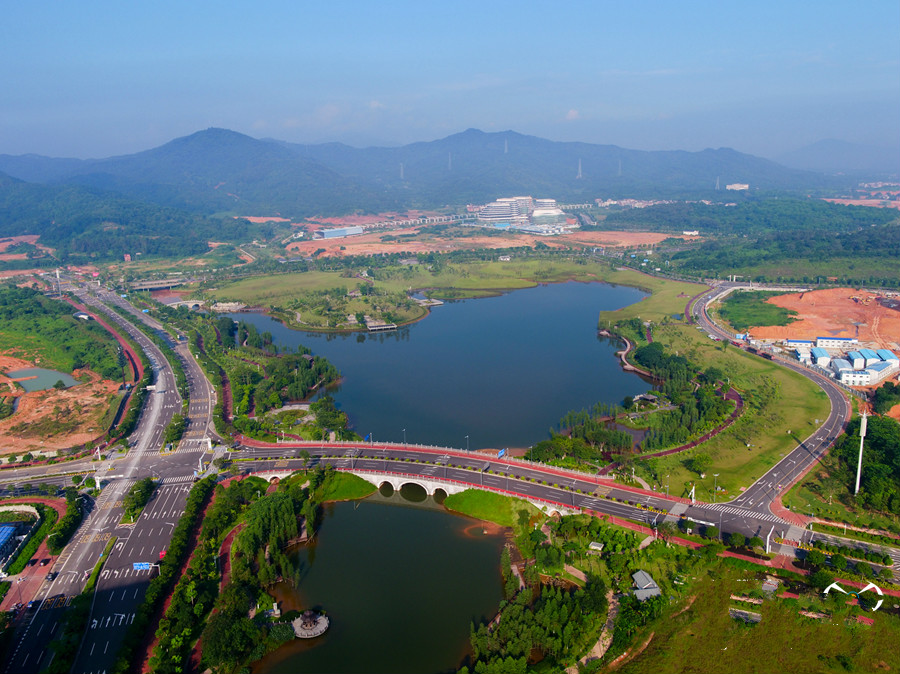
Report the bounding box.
[665,474,670,497]
[465,435,469,452]
[713,474,719,503]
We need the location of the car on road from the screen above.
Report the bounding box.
[45,571,57,581]
[40,558,49,566]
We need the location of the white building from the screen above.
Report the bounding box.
[816,337,858,349]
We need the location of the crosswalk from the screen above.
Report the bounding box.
[702,502,784,524]
[159,475,197,485]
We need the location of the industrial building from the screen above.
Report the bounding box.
[314,226,365,239]
[813,347,900,386]
[816,337,858,349]
[474,196,574,234]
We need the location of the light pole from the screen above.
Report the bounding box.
[465,435,469,452]
[402,428,406,445]
[665,474,670,498]
[713,474,719,503]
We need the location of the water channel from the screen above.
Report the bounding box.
[230,280,652,450]
[255,490,506,674]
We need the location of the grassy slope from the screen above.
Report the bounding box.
[443,489,538,527]
[316,472,377,502]
[639,324,831,499]
[617,564,900,674]
[204,260,706,309]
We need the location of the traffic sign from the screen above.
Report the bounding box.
[133,562,151,571]
[498,448,506,458]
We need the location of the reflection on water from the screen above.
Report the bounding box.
[229,280,652,449]
[254,498,505,674]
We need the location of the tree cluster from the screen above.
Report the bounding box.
[832,415,900,513]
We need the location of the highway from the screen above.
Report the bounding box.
[2,283,217,674]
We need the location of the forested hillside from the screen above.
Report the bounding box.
[0,171,280,262]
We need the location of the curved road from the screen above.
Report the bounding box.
[689,282,852,528]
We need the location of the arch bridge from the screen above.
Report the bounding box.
[246,467,577,518]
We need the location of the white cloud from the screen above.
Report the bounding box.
[565,109,580,121]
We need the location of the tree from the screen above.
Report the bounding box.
[729,532,746,548]
[704,525,720,540]
[53,379,66,390]
[831,554,847,571]
[748,536,764,552]
[299,449,311,466]
[622,396,634,410]
[805,549,827,568]
[658,521,676,541]
[687,453,712,476]
[809,569,835,591]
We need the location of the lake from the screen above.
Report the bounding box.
[231,280,652,450]
[255,492,506,674]
[4,367,78,392]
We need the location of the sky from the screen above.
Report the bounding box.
[2,1,899,159]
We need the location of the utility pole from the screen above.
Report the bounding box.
[855,412,868,495]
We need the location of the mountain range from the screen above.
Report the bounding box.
[0,128,849,222]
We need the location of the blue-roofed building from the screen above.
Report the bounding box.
[785,339,813,346]
[846,351,864,369]
[816,337,858,349]
[839,359,899,386]
[859,349,881,367]
[0,525,17,560]
[877,349,899,365]
[810,347,831,367]
[831,358,853,374]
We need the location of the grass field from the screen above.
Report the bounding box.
[443,489,539,527]
[718,291,799,332]
[783,456,900,533]
[204,259,707,315]
[620,323,831,499]
[316,472,377,502]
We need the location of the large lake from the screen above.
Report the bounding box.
[255,493,506,674]
[231,280,651,450]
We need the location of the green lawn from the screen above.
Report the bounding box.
[627,324,831,499]
[443,489,538,527]
[718,290,799,332]
[316,472,377,502]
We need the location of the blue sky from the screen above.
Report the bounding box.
[2,1,898,158]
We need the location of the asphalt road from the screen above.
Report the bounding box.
[690,282,852,523]
[2,285,214,674]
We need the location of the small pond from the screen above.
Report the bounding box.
[5,368,78,392]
